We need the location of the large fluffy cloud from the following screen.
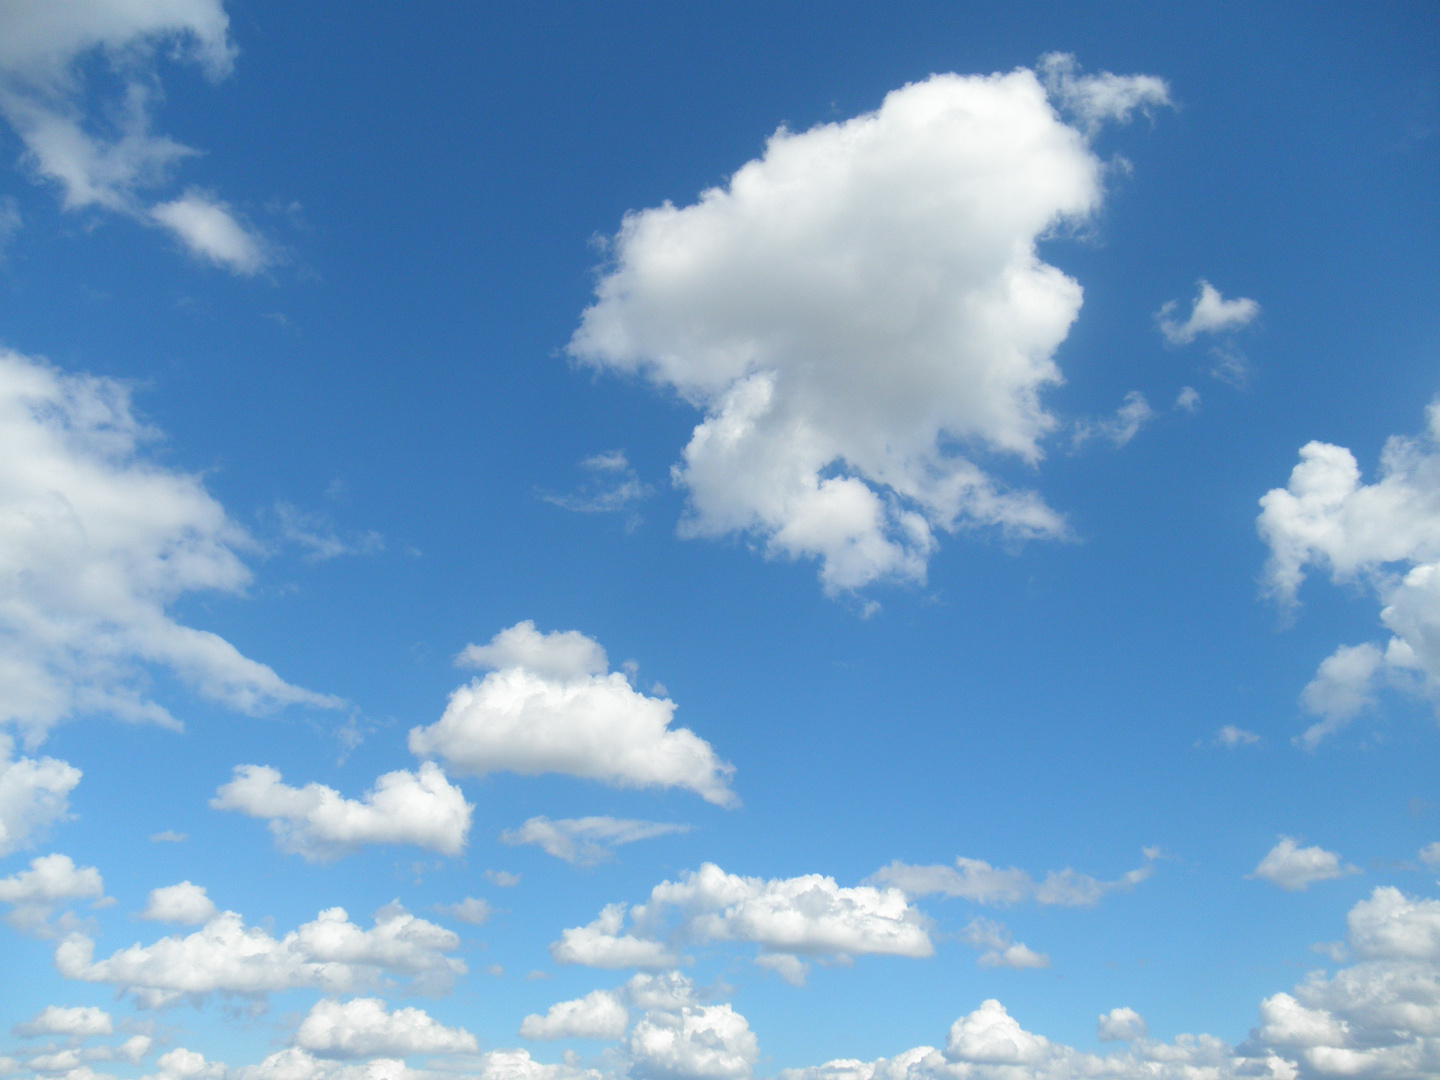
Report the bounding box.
[55,901,464,1007]
[568,58,1168,591]
[1258,402,1440,746]
[0,0,270,273]
[409,622,735,806]
[210,762,472,861]
[0,735,80,853]
[0,350,338,747]
[552,863,932,978]
[293,998,478,1059]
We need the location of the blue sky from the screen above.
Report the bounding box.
[1,4,1439,1080]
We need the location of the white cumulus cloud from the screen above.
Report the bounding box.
[13,1005,113,1038]
[293,998,478,1059]
[501,816,690,866]
[0,853,106,936]
[1250,837,1359,892]
[210,762,472,862]
[628,1002,758,1080]
[553,863,932,972]
[0,0,270,273]
[0,735,81,854]
[1157,281,1261,346]
[520,989,629,1041]
[55,901,465,1007]
[410,623,735,806]
[139,882,215,925]
[1258,402,1440,746]
[1097,1007,1148,1043]
[568,59,1168,592]
[0,349,338,747]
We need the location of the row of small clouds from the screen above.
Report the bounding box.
[17,877,1440,1080]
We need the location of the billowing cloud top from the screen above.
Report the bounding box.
[569,59,1168,591]
[410,623,736,805]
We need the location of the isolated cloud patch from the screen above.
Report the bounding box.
[139,882,216,925]
[0,1,270,273]
[0,350,338,747]
[1158,281,1260,346]
[55,901,465,1007]
[1258,401,1440,746]
[960,918,1049,970]
[410,623,736,806]
[0,735,80,853]
[293,998,478,1059]
[211,762,473,861]
[501,816,690,866]
[569,58,1168,592]
[553,863,932,977]
[1250,837,1358,892]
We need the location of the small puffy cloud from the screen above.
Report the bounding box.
[1097,1008,1148,1043]
[411,623,736,806]
[1072,392,1154,449]
[960,918,1049,970]
[947,1000,1050,1065]
[554,863,932,972]
[869,851,1152,907]
[0,853,106,936]
[501,816,690,867]
[139,882,215,926]
[569,61,1168,593]
[486,870,521,887]
[210,762,472,862]
[143,1048,225,1080]
[0,1,272,274]
[1215,725,1261,748]
[55,901,465,1007]
[1158,281,1261,346]
[1176,386,1201,412]
[0,349,338,747]
[0,736,80,854]
[433,898,492,926]
[551,904,682,970]
[1420,843,1440,870]
[628,1003,758,1080]
[13,1006,112,1038]
[294,998,478,1059]
[1258,404,1440,744]
[456,621,607,681]
[1250,837,1359,892]
[150,190,270,274]
[520,989,629,1041]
